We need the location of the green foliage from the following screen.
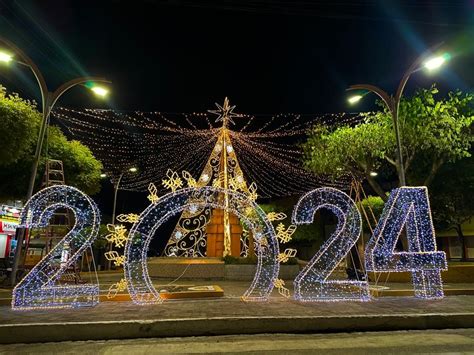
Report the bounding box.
[259,199,323,243]
[0,88,103,199]
[358,195,385,218]
[47,127,103,195]
[430,156,474,260]
[357,195,385,233]
[303,120,393,179]
[303,85,474,197]
[0,86,39,165]
[91,224,110,250]
[430,157,474,231]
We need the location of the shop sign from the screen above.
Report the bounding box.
[0,220,19,233]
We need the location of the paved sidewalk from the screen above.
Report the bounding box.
[2,330,474,354]
[2,273,474,344]
[2,271,474,301]
[1,291,474,344]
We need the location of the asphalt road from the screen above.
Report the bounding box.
[1,329,474,354]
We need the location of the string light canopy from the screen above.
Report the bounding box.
[52,101,361,197]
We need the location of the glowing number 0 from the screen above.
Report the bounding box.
[292,187,370,302]
[365,187,447,299]
[13,186,101,310]
[124,186,280,304]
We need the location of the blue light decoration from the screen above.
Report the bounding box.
[365,187,447,299]
[292,187,370,302]
[124,186,279,304]
[12,185,101,310]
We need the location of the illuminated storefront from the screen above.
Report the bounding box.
[0,205,20,259]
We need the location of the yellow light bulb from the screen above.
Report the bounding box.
[348,95,363,104]
[0,51,13,63]
[91,86,109,97]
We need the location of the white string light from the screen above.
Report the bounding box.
[12,185,101,310]
[365,187,447,299]
[52,107,360,196]
[12,184,449,309]
[124,186,280,304]
[292,187,370,302]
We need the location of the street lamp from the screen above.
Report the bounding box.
[104,167,137,270]
[0,37,112,285]
[0,51,13,63]
[347,46,449,187]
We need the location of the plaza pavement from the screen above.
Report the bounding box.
[2,329,474,354]
[1,273,474,344]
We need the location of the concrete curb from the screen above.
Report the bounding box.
[1,313,474,344]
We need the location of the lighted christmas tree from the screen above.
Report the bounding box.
[164,98,257,257]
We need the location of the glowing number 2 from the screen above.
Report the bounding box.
[365,187,447,299]
[12,186,101,310]
[292,187,370,302]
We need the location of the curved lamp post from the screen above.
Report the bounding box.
[0,37,111,285]
[347,44,449,187]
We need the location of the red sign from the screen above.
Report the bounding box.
[0,220,18,233]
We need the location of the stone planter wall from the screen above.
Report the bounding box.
[225,264,300,281]
[146,257,301,280]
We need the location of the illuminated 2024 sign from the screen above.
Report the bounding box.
[12,185,446,310]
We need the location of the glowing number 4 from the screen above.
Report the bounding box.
[292,188,370,302]
[365,187,447,299]
[12,186,101,310]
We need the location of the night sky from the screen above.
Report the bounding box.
[0,0,473,219]
[0,0,472,115]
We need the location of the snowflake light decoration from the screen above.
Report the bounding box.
[147,183,159,204]
[162,169,183,192]
[276,223,297,244]
[107,278,128,299]
[105,224,128,248]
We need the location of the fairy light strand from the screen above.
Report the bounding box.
[292,187,370,302]
[12,185,101,310]
[124,186,279,304]
[365,186,447,299]
[52,106,360,196]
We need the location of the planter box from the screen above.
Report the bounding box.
[146,257,301,281]
[147,257,225,279]
[225,264,300,281]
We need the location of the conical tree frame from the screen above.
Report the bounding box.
[164,98,255,257]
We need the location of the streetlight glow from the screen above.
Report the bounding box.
[369,171,378,177]
[423,53,450,71]
[348,95,363,104]
[100,173,107,178]
[129,167,138,173]
[0,51,13,63]
[90,86,109,97]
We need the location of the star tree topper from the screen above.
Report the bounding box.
[208,97,241,127]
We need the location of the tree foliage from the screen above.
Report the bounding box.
[430,157,474,260]
[0,86,39,165]
[0,88,103,200]
[259,199,323,243]
[303,86,474,200]
[357,195,385,233]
